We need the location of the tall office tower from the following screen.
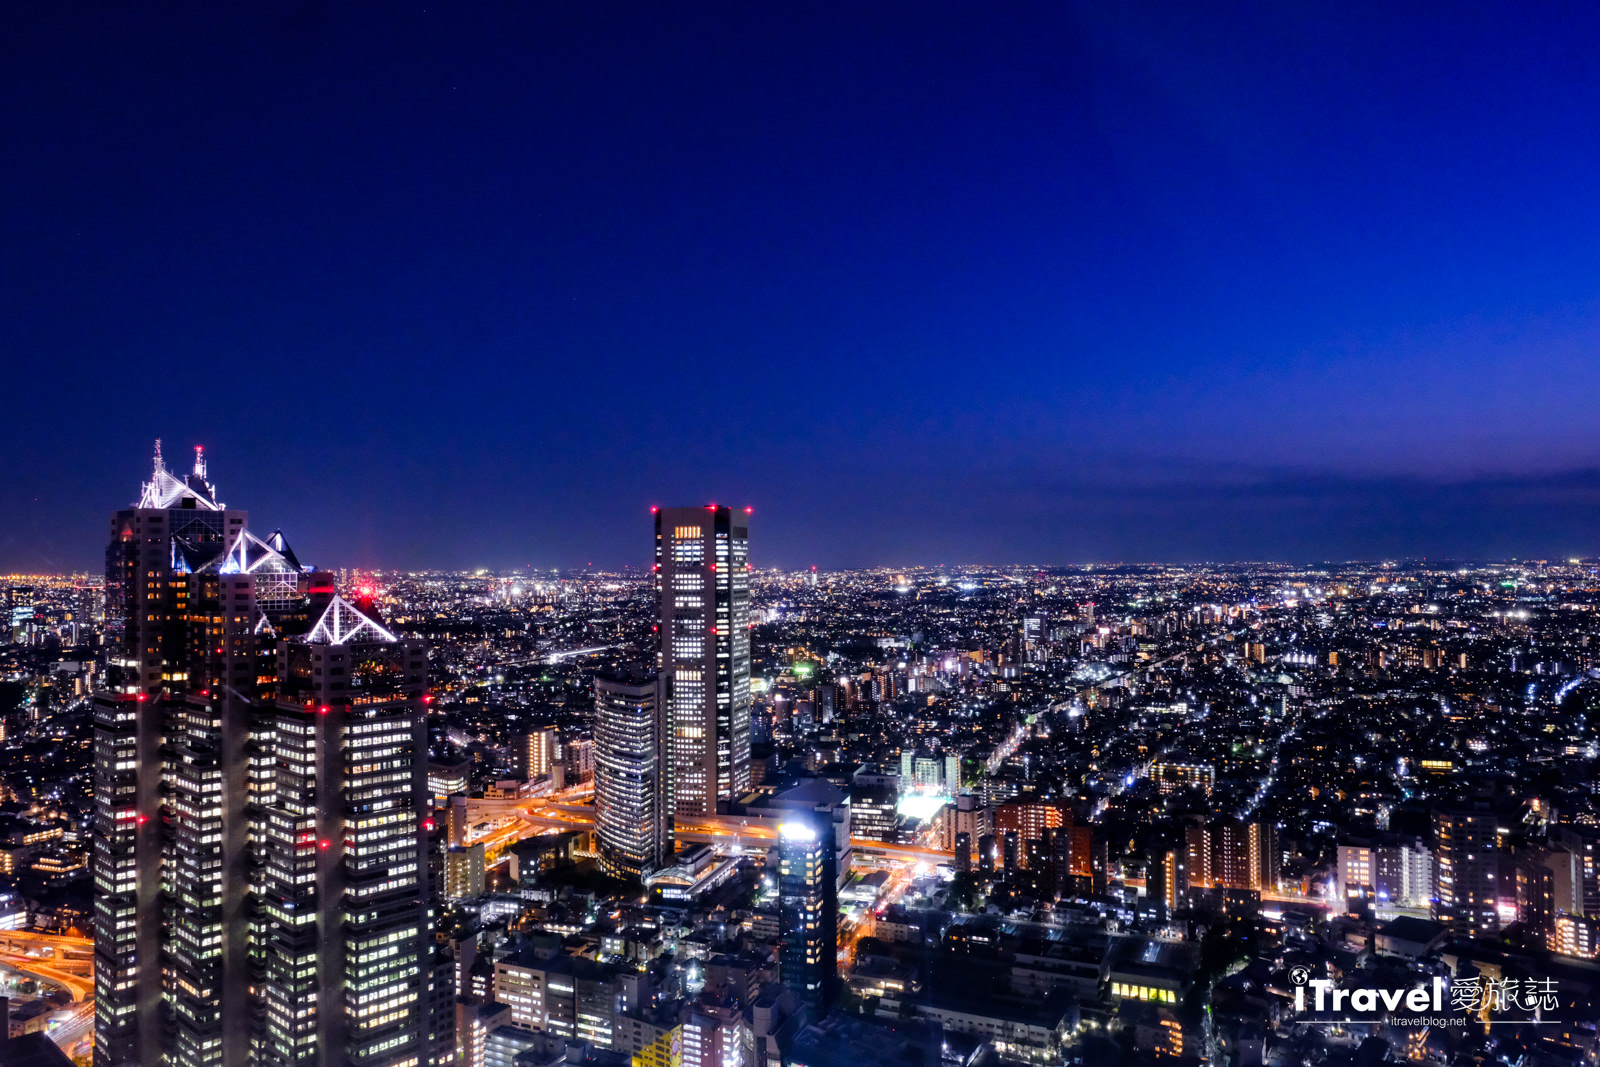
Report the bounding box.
[93,446,441,1067]
[654,505,751,818]
[251,604,432,1066]
[104,441,246,696]
[592,673,667,877]
[1433,799,1502,936]
[777,815,837,1016]
[95,444,257,1066]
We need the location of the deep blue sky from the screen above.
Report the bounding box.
[6,2,1600,572]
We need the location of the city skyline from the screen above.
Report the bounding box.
[10,5,1600,571]
[11,6,1600,1065]
[6,449,1600,1063]
[7,440,1600,577]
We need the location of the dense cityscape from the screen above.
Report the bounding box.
[14,0,1600,1065]
[0,447,1594,1066]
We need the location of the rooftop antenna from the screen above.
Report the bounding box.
[153,438,165,473]
[194,445,206,479]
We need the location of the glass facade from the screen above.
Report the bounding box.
[592,674,664,877]
[93,450,442,1067]
[655,506,751,818]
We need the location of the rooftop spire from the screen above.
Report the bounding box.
[135,440,223,511]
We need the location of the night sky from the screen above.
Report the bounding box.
[7,3,1600,572]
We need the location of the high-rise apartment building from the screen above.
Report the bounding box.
[592,673,668,877]
[1433,799,1502,936]
[936,794,990,864]
[1336,835,1432,909]
[445,844,488,901]
[1552,825,1600,916]
[654,506,751,818]
[1150,847,1185,912]
[93,446,445,1067]
[1179,819,1276,893]
[1184,825,1212,889]
[897,749,962,792]
[993,799,1066,861]
[521,728,559,782]
[1214,819,1277,891]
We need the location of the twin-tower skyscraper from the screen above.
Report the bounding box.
[93,445,445,1067]
[92,446,756,1064]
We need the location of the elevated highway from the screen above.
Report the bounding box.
[458,793,955,866]
[0,931,94,1001]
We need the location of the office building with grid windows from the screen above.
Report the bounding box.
[653,506,751,819]
[92,445,447,1067]
[592,673,667,878]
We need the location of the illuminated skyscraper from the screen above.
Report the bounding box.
[654,506,751,818]
[103,441,245,696]
[250,602,434,1066]
[592,672,667,877]
[777,813,837,1014]
[95,444,255,1066]
[93,446,444,1067]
